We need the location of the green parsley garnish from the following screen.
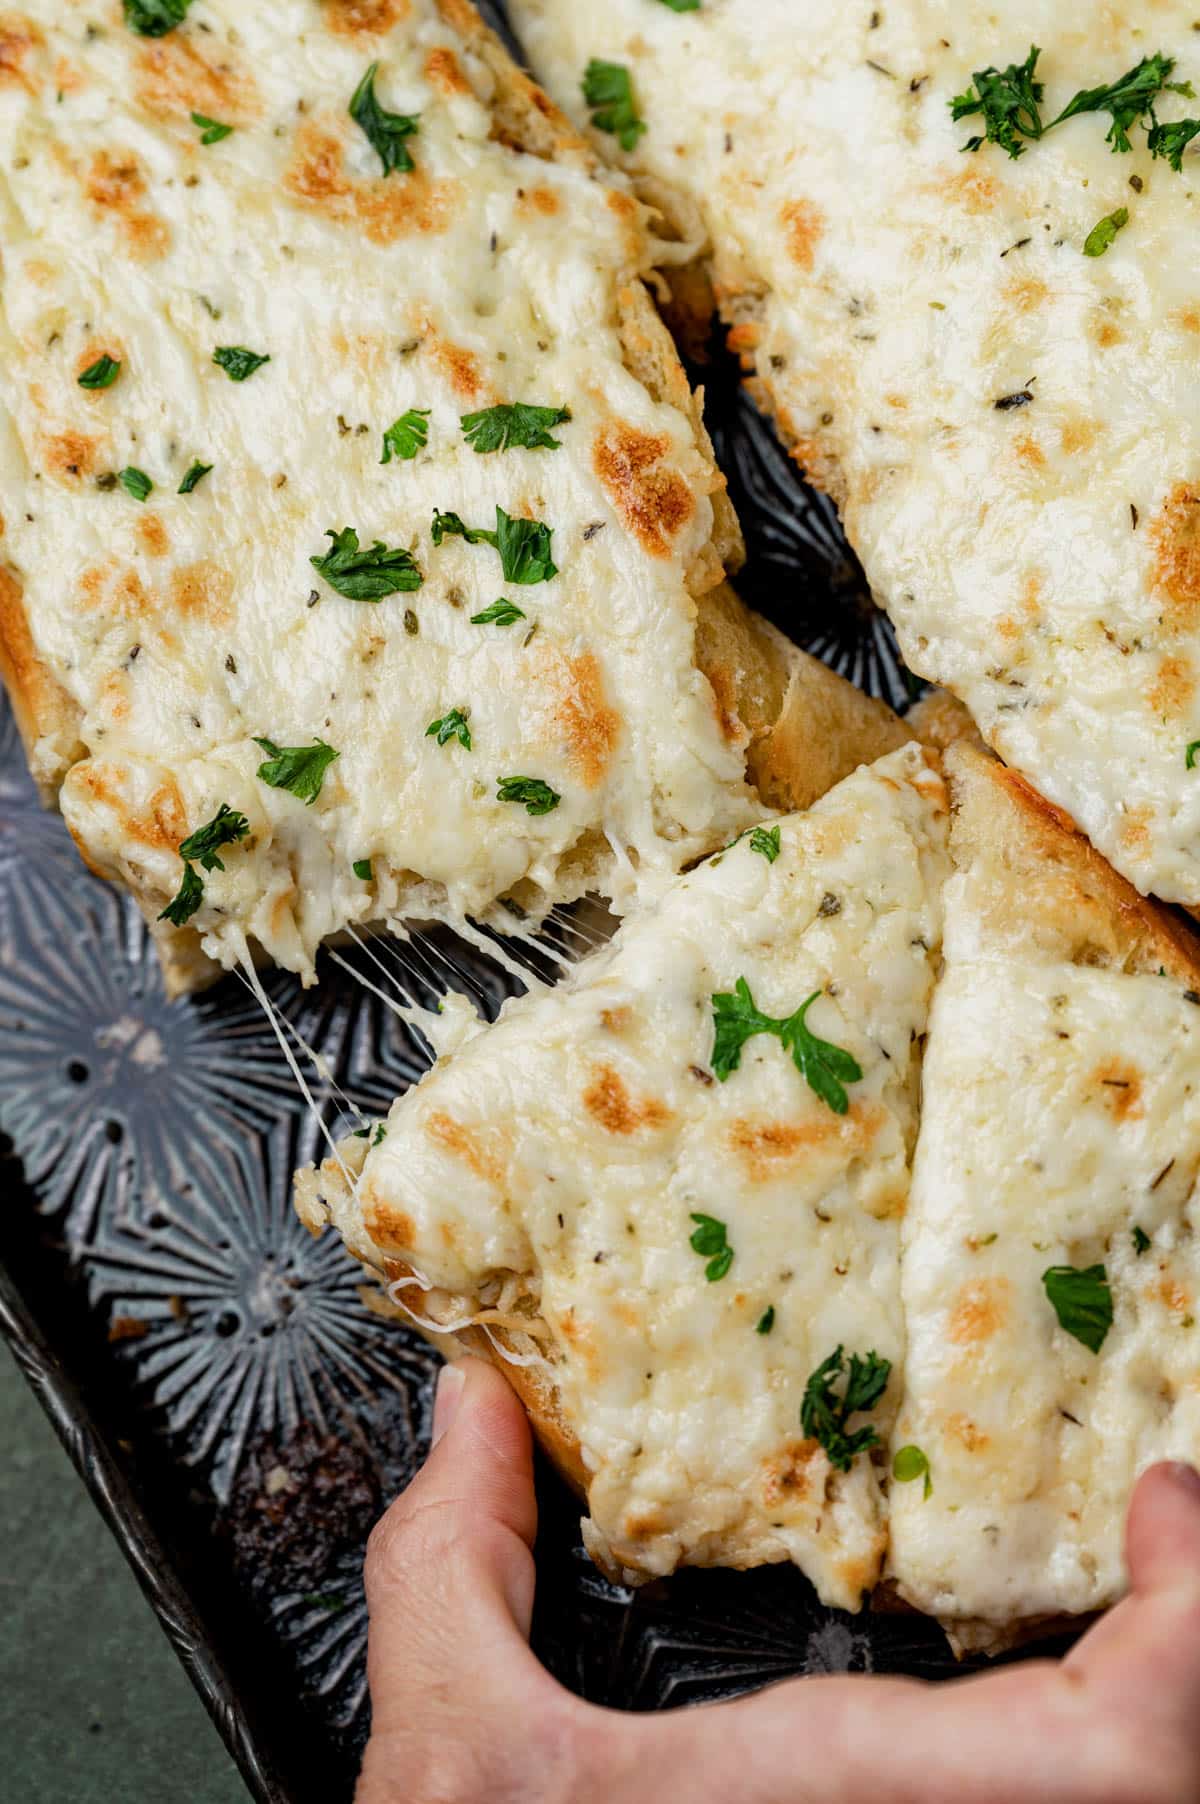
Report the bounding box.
[710,977,863,1114]
[583,59,646,152]
[801,1347,891,1473]
[1083,206,1129,257]
[352,1122,387,1146]
[1187,740,1200,769]
[461,403,572,454]
[178,461,213,494]
[311,527,423,600]
[952,45,1200,169]
[78,354,121,391]
[1053,52,1194,155]
[350,61,420,176]
[1147,113,1200,170]
[119,466,153,502]
[426,707,472,750]
[191,111,233,145]
[892,1444,933,1500]
[755,1305,775,1335]
[1042,1263,1113,1354]
[689,1213,733,1282]
[178,804,250,871]
[470,598,526,627]
[951,45,1046,158]
[352,858,373,881]
[381,409,430,464]
[496,775,560,815]
[749,825,781,863]
[213,346,270,382]
[123,0,190,36]
[253,737,339,805]
[1132,1225,1152,1256]
[158,860,203,927]
[656,0,700,9]
[158,804,249,927]
[432,505,557,584]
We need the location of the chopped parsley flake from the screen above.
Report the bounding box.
[119,466,153,502]
[582,59,647,152]
[191,111,233,145]
[1083,206,1129,257]
[496,775,561,815]
[1053,52,1195,155]
[432,505,557,585]
[158,803,248,927]
[311,527,423,600]
[950,44,1045,158]
[253,737,339,805]
[178,461,213,494]
[656,0,700,9]
[426,707,472,750]
[381,409,431,464]
[350,61,420,176]
[710,976,863,1114]
[1132,1225,1152,1256]
[78,354,121,390]
[801,1347,891,1472]
[123,0,191,36]
[749,824,781,863]
[158,860,203,927]
[461,403,572,454]
[213,346,270,382]
[178,804,250,871]
[352,858,373,881]
[892,1444,933,1499]
[756,1305,775,1335]
[470,598,526,626]
[1042,1263,1113,1354]
[353,1122,387,1146]
[689,1213,733,1282]
[1187,740,1200,769]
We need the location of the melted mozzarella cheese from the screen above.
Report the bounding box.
[510,0,1200,909]
[0,0,752,979]
[309,744,950,1609]
[890,895,1200,1639]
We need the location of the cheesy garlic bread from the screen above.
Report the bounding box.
[508,0,1200,916]
[0,0,902,992]
[297,738,1200,1644]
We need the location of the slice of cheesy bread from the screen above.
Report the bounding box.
[889,748,1200,1652]
[298,736,1200,1639]
[508,0,1200,913]
[0,2,904,991]
[297,742,952,1610]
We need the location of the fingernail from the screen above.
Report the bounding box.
[432,1362,465,1446]
[1163,1461,1200,1499]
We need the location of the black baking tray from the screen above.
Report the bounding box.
[0,13,1056,1799]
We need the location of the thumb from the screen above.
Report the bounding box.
[1125,1460,1200,1601]
[361,1356,545,1740]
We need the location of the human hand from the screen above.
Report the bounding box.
[356,1358,1200,1804]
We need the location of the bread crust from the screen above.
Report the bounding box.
[0,562,84,805]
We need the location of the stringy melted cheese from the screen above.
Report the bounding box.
[890,882,1200,1639]
[510,0,1200,908]
[311,745,950,1609]
[0,0,750,978]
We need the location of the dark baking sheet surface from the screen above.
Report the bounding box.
[0,12,1052,1798]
